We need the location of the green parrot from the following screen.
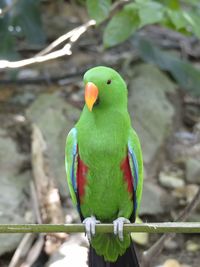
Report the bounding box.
[65,66,143,266]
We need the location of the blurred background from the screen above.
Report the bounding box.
[0,0,200,267]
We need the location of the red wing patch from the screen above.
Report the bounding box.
[120,155,133,194]
[77,154,88,203]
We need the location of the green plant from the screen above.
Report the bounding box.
[86,0,200,47]
[1,0,200,59]
[0,0,45,59]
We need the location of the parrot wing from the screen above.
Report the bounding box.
[128,128,143,218]
[65,128,80,210]
[65,128,86,221]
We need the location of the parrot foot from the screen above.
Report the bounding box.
[83,216,100,241]
[113,217,130,241]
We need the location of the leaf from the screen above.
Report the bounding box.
[135,1,165,27]
[0,8,18,59]
[131,217,149,246]
[182,11,200,38]
[13,0,45,45]
[167,9,187,30]
[156,0,180,10]
[0,32,18,60]
[0,0,45,59]
[103,4,139,48]
[133,36,200,96]
[86,0,111,24]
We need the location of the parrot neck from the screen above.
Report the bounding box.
[83,104,128,117]
[78,105,130,130]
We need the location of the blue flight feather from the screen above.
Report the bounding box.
[128,141,139,214]
[128,141,139,190]
[70,128,77,194]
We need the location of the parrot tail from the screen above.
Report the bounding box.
[88,241,140,267]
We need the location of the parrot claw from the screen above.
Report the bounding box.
[113,217,130,241]
[83,216,100,241]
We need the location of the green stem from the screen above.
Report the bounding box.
[0,223,200,234]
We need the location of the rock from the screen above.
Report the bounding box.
[26,92,80,198]
[163,259,181,267]
[0,214,26,256]
[156,260,190,267]
[186,240,200,252]
[64,207,80,223]
[159,172,185,189]
[42,3,84,40]
[128,64,176,168]
[185,184,199,203]
[183,103,200,127]
[17,69,39,79]
[46,245,88,267]
[131,217,149,246]
[46,234,88,267]
[11,91,36,106]
[0,128,31,255]
[164,239,179,251]
[172,184,199,203]
[187,212,200,222]
[140,182,176,215]
[186,158,200,184]
[194,122,200,137]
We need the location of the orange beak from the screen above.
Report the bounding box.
[85,82,99,111]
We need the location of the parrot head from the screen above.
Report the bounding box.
[83,66,127,111]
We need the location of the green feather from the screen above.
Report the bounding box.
[65,66,143,262]
[128,128,143,214]
[91,233,131,262]
[65,129,78,206]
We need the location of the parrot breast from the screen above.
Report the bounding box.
[76,109,134,221]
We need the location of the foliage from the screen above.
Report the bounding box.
[1,0,200,96]
[1,0,200,58]
[133,36,200,96]
[0,0,45,59]
[86,0,200,47]
[86,0,112,24]
[103,4,139,47]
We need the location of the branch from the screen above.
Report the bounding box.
[0,19,95,69]
[141,186,200,267]
[8,177,43,267]
[108,0,132,21]
[0,44,72,69]
[37,0,131,56]
[20,235,44,267]
[31,124,65,224]
[0,223,200,234]
[36,20,96,57]
[8,233,36,267]
[0,0,132,69]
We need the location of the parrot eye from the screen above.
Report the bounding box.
[107,79,112,85]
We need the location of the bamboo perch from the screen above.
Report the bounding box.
[0,223,200,234]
